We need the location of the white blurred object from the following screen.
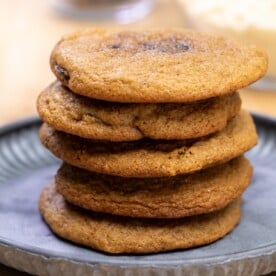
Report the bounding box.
[50,0,155,24]
[178,0,276,90]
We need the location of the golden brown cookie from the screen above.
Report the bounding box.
[39,183,241,254]
[50,28,267,103]
[37,81,241,141]
[40,110,257,177]
[56,157,251,218]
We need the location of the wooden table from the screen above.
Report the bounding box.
[0,0,275,275]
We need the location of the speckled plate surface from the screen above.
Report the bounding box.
[0,114,275,276]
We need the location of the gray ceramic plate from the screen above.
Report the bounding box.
[0,115,275,276]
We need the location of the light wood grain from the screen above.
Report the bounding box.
[0,0,275,275]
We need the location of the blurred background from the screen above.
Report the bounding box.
[0,0,276,126]
[0,0,276,275]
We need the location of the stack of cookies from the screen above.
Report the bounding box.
[37,29,267,254]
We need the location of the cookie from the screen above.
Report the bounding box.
[50,28,267,103]
[56,157,251,218]
[40,110,257,177]
[37,81,241,141]
[39,183,241,254]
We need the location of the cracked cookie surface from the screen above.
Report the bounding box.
[39,183,241,254]
[56,157,251,218]
[40,110,257,177]
[50,28,267,103]
[37,81,241,141]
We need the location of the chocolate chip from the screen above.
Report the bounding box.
[143,39,190,53]
[175,42,189,52]
[54,64,70,84]
[110,44,121,49]
[143,43,156,50]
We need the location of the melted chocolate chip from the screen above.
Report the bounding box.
[143,43,156,50]
[110,44,121,49]
[143,39,190,53]
[54,64,70,84]
[106,37,190,54]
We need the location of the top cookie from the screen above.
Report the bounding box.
[50,28,268,103]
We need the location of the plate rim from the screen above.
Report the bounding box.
[1,235,276,267]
